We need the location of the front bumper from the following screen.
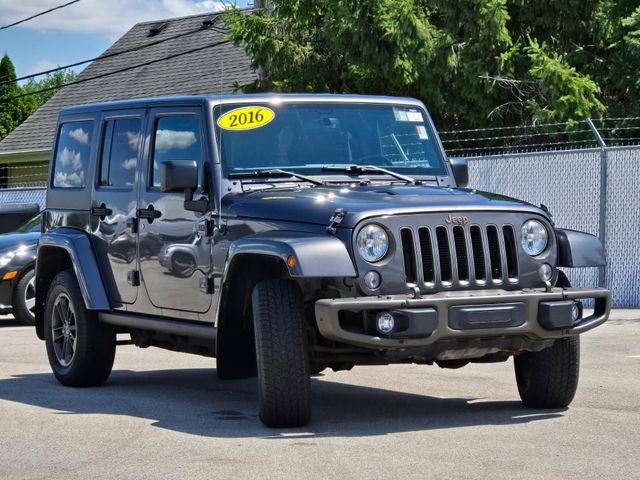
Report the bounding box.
[314,287,610,350]
[0,277,14,313]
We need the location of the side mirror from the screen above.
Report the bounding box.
[449,157,469,188]
[160,160,198,198]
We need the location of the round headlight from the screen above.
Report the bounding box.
[356,224,389,262]
[521,220,548,256]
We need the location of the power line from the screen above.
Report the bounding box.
[0,0,81,30]
[0,39,232,102]
[0,13,228,87]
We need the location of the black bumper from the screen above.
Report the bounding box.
[0,278,13,313]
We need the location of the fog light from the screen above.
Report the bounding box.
[571,301,582,324]
[538,263,553,282]
[376,312,395,334]
[364,270,381,290]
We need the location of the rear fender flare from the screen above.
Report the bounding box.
[37,229,111,312]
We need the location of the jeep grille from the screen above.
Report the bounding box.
[400,223,519,288]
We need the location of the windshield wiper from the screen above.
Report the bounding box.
[321,165,416,184]
[228,169,324,186]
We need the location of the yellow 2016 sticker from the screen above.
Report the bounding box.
[217,106,275,131]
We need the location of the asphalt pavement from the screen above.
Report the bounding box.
[0,311,638,480]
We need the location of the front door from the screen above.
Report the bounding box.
[90,109,145,305]
[137,107,213,315]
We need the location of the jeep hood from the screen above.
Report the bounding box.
[222,185,547,229]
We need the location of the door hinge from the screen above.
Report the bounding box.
[205,218,215,237]
[127,270,140,286]
[199,276,214,294]
[126,217,139,234]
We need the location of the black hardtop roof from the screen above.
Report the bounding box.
[59,93,425,117]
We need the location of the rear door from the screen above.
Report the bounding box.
[90,109,145,305]
[136,107,213,315]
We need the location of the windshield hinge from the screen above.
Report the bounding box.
[327,208,346,235]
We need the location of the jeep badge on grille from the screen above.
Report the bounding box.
[445,214,469,225]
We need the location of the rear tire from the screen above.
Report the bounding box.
[252,279,311,428]
[44,271,116,387]
[514,336,580,408]
[12,269,36,326]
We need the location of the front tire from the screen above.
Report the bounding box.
[44,271,116,387]
[514,336,580,408]
[12,269,36,326]
[252,279,311,428]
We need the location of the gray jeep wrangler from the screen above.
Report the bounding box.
[35,94,610,428]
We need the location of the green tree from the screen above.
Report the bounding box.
[0,54,32,140]
[0,54,76,141]
[21,69,76,112]
[225,1,620,129]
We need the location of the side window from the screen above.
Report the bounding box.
[152,115,203,188]
[52,121,94,188]
[151,115,203,188]
[99,118,141,188]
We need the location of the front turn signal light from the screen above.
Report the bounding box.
[2,271,17,281]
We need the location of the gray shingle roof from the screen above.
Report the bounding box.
[0,12,256,155]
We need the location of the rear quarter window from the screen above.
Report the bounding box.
[52,121,94,189]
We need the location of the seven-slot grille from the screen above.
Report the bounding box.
[400,223,519,289]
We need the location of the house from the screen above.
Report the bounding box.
[0,11,256,207]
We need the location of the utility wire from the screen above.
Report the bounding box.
[0,14,228,86]
[0,0,81,30]
[0,39,232,102]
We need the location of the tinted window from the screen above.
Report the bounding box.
[99,118,141,187]
[52,121,94,188]
[151,116,202,188]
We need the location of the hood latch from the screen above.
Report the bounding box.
[327,208,346,235]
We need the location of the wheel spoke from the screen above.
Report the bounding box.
[25,298,36,310]
[62,337,69,361]
[54,302,65,324]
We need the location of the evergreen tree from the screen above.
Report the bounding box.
[0,54,30,140]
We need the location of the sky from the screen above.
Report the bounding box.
[0,0,252,81]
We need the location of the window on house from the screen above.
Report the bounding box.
[0,165,7,189]
[52,121,94,188]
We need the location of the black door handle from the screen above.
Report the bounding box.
[90,204,112,219]
[136,205,162,222]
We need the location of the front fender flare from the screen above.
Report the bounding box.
[37,228,110,310]
[226,232,357,278]
[555,228,606,268]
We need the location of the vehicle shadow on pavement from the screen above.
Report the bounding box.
[0,368,565,438]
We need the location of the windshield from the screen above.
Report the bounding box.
[214,102,447,178]
[16,215,41,233]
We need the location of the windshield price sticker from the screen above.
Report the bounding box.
[393,107,424,123]
[416,125,429,140]
[218,106,275,130]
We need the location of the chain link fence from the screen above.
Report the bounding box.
[0,161,48,210]
[444,118,640,308]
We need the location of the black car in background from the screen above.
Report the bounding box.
[0,215,40,325]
